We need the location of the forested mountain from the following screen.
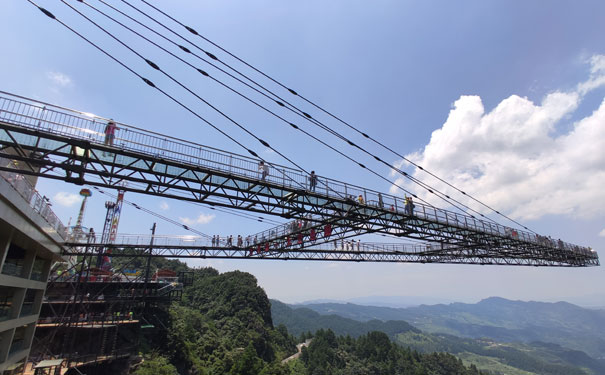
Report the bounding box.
[138,267,297,374]
[273,300,605,375]
[271,299,419,338]
[130,263,485,374]
[294,329,482,375]
[300,297,605,359]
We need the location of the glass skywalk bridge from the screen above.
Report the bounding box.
[0,91,599,267]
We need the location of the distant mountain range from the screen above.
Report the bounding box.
[271,297,605,375]
[297,297,605,360]
[295,294,605,309]
[297,295,457,308]
[271,299,419,338]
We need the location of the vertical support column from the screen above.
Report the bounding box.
[40,258,52,283]
[0,328,15,364]
[22,248,36,280]
[32,289,44,316]
[10,289,25,319]
[0,229,14,273]
[23,323,36,352]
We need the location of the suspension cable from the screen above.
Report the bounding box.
[96,0,506,224]
[133,0,535,232]
[65,0,470,212]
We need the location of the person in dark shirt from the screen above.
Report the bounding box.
[309,171,317,192]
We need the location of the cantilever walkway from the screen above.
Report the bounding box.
[0,91,599,267]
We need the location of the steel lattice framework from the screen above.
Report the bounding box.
[0,92,599,267]
[62,234,596,267]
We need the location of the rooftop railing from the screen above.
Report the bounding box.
[0,158,67,240]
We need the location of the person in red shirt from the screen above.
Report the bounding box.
[104,120,119,147]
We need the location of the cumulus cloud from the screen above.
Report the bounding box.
[159,201,170,211]
[53,192,81,207]
[599,229,605,237]
[180,213,215,226]
[578,55,605,95]
[390,55,605,221]
[47,71,72,87]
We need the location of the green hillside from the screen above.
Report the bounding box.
[130,263,486,374]
[273,300,605,375]
[271,299,419,338]
[293,329,482,375]
[301,297,605,359]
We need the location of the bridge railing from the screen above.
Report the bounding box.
[66,234,432,253]
[0,92,596,259]
[64,233,598,261]
[0,158,67,240]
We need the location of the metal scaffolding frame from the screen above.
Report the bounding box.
[32,232,188,371]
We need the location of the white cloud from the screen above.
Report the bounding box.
[599,229,605,237]
[391,55,605,221]
[53,192,81,207]
[159,201,170,211]
[46,71,72,87]
[577,54,605,95]
[180,213,215,226]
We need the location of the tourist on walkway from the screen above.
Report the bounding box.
[104,119,119,147]
[258,161,269,181]
[309,171,317,192]
[405,197,415,215]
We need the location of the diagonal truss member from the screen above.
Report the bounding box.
[62,235,597,267]
[0,92,599,267]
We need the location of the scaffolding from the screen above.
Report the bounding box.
[30,226,192,373]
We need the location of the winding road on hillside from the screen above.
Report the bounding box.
[282,339,313,364]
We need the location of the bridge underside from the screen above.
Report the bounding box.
[62,241,596,267]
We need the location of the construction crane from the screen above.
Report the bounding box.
[97,190,125,270]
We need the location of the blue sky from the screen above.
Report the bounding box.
[1,0,604,306]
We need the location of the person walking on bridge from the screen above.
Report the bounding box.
[104,119,119,147]
[309,171,317,192]
[405,196,415,216]
[258,161,269,181]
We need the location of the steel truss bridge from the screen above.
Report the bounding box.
[0,92,599,267]
[63,234,596,266]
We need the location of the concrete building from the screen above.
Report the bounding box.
[0,163,65,374]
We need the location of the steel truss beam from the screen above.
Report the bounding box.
[0,92,599,268]
[62,235,599,267]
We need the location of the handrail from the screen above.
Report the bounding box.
[63,233,598,260]
[0,92,596,258]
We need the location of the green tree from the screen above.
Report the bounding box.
[133,355,178,375]
[230,343,263,375]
